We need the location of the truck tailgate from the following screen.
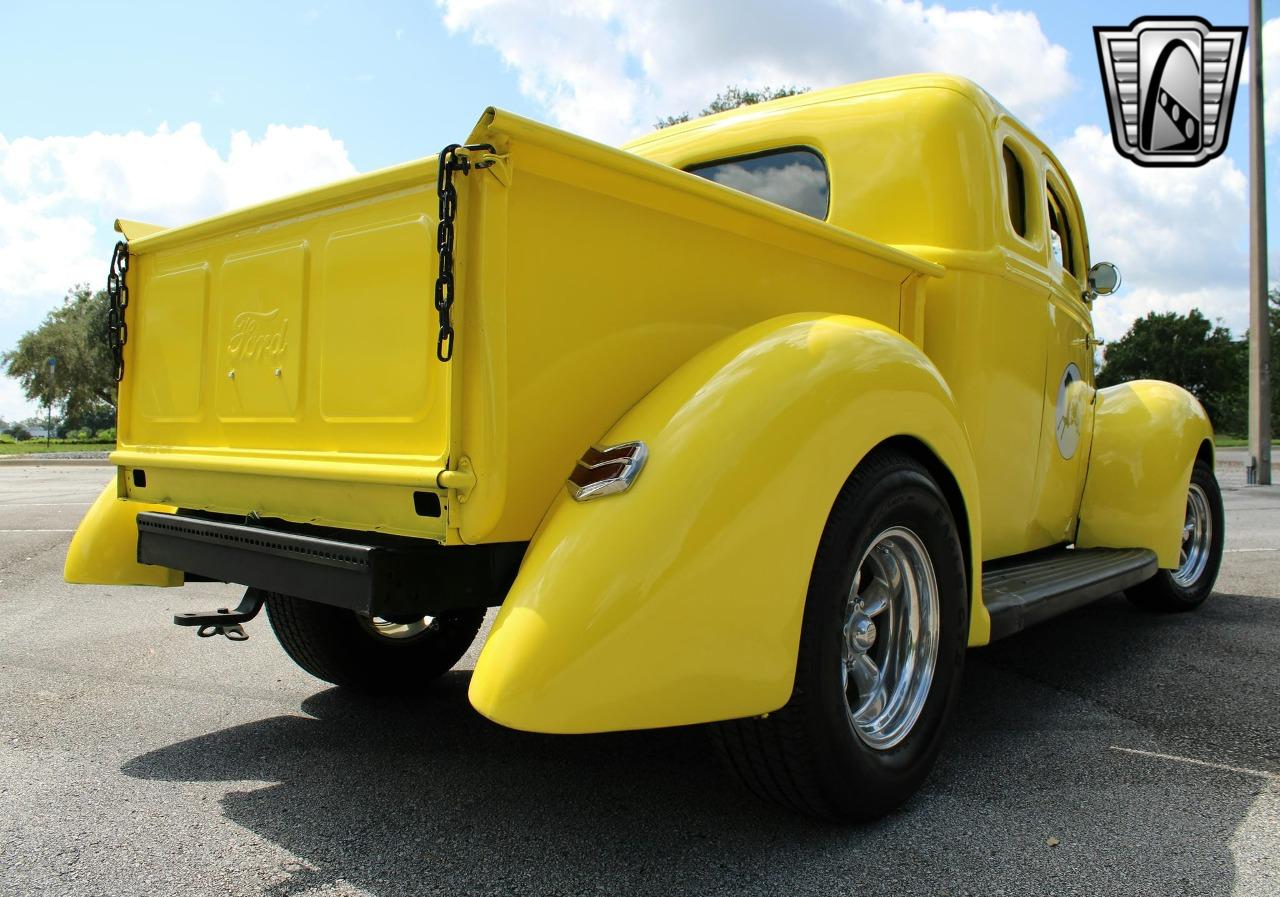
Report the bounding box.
[114,159,457,539]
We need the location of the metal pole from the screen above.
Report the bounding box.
[46,356,56,450]
[1249,0,1272,485]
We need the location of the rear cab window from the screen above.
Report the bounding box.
[686,147,830,219]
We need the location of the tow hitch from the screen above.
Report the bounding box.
[173,588,266,641]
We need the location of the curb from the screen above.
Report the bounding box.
[0,456,112,467]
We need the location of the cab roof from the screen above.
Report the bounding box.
[624,74,1012,148]
[623,73,1083,257]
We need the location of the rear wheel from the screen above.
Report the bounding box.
[712,449,968,821]
[265,594,485,692]
[1126,459,1224,611]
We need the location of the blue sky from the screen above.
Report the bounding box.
[0,0,1272,419]
[0,2,524,174]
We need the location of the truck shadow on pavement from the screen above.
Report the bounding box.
[123,592,1278,897]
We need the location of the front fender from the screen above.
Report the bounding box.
[469,313,983,734]
[1076,380,1213,568]
[64,480,182,587]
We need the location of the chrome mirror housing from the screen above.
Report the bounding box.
[1087,261,1121,297]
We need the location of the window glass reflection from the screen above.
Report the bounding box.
[688,149,829,219]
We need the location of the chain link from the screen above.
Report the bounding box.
[106,241,130,381]
[434,143,495,362]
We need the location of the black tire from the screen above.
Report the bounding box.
[711,449,968,821]
[265,594,485,692]
[1126,459,1224,612]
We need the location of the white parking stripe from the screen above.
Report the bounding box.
[0,529,75,533]
[1110,746,1277,780]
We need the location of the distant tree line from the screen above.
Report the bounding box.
[2,284,118,441]
[655,84,810,129]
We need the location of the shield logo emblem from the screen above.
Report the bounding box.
[1094,16,1247,167]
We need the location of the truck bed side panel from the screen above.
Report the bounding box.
[459,111,936,543]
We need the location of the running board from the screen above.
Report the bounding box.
[982,547,1158,641]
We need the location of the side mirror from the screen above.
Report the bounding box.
[1087,261,1121,297]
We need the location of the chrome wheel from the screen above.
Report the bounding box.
[1173,483,1212,588]
[359,615,436,641]
[840,526,941,751]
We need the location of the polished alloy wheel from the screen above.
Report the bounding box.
[360,615,437,641]
[1173,482,1213,588]
[840,526,941,750]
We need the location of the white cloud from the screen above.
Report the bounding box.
[437,0,1073,143]
[0,122,356,240]
[1266,17,1280,142]
[0,372,40,423]
[0,122,356,312]
[0,197,99,317]
[1055,124,1249,341]
[0,122,357,420]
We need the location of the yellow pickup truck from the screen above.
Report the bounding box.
[66,74,1223,821]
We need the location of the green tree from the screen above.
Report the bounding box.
[1097,308,1248,434]
[2,285,117,428]
[655,84,809,129]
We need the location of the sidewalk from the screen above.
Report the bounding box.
[1214,447,1280,488]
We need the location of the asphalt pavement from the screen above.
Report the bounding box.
[0,463,1277,897]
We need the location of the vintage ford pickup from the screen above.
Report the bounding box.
[66,75,1224,821]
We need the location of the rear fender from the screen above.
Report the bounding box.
[64,479,183,587]
[1076,380,1213,568]
[468,313,983,734]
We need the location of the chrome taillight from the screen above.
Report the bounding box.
[567,441,648,501]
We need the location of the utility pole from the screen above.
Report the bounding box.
[1249,0,1273,485]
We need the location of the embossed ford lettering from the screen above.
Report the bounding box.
[227,309,289,361]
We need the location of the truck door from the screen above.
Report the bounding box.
[1029,168,1096,544]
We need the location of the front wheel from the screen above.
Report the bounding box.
[712,449,969,821]
[265,594,485,692]
[1126,459,1224,612]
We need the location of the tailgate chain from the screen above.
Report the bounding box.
[434,143,495,362]
[106,240,130,381]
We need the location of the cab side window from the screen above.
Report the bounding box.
[1046,183,1075,276]
[1002,143,1027,238]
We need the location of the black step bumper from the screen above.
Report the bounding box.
[136,512,522,617]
